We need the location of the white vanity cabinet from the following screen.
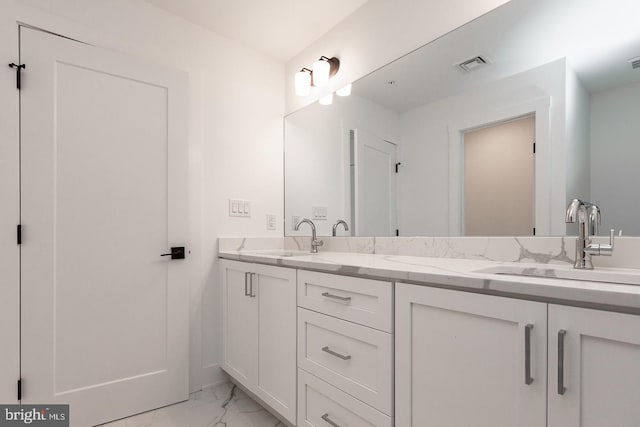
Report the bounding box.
[220,259,297,424]
[297,270,393,426]
[548,305,640,427]
[395,283,548,427]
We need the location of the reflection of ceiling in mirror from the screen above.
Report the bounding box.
[353,0,640,113]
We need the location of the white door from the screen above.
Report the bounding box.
[548,305,640,427]
[395,283,547,427]
[20,27,189,426]
[463,115,535,236]
[221,260,259,388]
[254,263,297,424]
[353,129,397,236]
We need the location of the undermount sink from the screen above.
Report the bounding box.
[252,250,313,257]
[475,265,640,286]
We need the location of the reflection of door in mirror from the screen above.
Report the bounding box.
[463,115,535,236]
[351,129,397,236]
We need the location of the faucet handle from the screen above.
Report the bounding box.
[585,228,614,256]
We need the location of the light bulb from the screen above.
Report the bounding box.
[295,70,311,96]
[336,83,352,97]
[312,59,330,87]
[319,93,333,105]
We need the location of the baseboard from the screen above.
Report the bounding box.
[191,363,228,393]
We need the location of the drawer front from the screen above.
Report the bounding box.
[298,369,392,427]
[297,270,392,332]
[298,308,393,414]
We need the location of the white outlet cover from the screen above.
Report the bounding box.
[266,214,276,230]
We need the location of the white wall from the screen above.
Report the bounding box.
[0,0,284,392]
[285,94,399,236]
[564,64,591,236]
[398,59,567,235]
[285,0,510,114]
[591,80,640,234]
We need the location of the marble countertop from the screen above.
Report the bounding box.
[218,249,640,312]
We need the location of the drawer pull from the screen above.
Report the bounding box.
[321,413,341,427]
[525,324,534,385]
[244,272,251,296]
[558,329,567,395]
[321,292,351,303]
[322,346,351,360]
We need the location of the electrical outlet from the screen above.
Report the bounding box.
[266,214,276,231]
[292,216,300,231]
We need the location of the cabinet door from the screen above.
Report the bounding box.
[253,263,297,424]
[548,305,640,427]
[396,283,547,427]
[221,260,258,388]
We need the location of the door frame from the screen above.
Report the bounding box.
[448,96,551,236]
[0,8,20,405]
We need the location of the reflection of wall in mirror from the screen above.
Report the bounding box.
[591,80,640,235]
[284,95,399,237]
[398,58,582,236]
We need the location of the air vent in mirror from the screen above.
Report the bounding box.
[456,55,490,73]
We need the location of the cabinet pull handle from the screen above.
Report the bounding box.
[250,273,257,298]
[558,329,567,395]
[321,292,351,302]
[321,413,341,427]
[524,324,534,385]
[244,272,251,296]
[321,346,351,360]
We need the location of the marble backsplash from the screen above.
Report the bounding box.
[219,236,640,270]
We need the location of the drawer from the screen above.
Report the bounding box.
[297,270,392,332]
[298,369,392,427]
[298,308,393,415]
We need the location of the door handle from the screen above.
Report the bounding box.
[249,273,257,297]
[160,246,185,260]
[244,272,251,296]
[321,346,351,360]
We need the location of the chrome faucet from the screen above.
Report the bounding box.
[332,220,349,237]
[294,218,323,253]
[565,199,614,269]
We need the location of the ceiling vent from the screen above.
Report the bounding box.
[456,55,490,73]
[628,56,640,70]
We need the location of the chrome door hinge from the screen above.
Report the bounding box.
[8,63,26,89]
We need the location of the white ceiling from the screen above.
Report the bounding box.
[354,0,640,113]
[145,0,368,61]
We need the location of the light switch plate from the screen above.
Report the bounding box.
[229,199,251,217]
[312,206,328,220]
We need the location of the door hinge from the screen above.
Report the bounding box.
[17,224,22,245]
[8,63,26,90]
[17,379,22,401]
[533,142,536,154]
[395,162,402,173]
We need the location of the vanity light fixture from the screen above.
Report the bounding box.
[312,56,340,87]
[319,93,334,105]
[294,56,341,96]
[336,83,352,97]
[295,68,312,96]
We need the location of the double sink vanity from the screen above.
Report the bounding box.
[219,236,640,427]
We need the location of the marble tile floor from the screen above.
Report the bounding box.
[101,382,285,427]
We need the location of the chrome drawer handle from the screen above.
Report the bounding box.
[558,329,567,395]
[321,292,351,303]
[322,346,351,360]
[321,413,341,427]
[525,324,534,385]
